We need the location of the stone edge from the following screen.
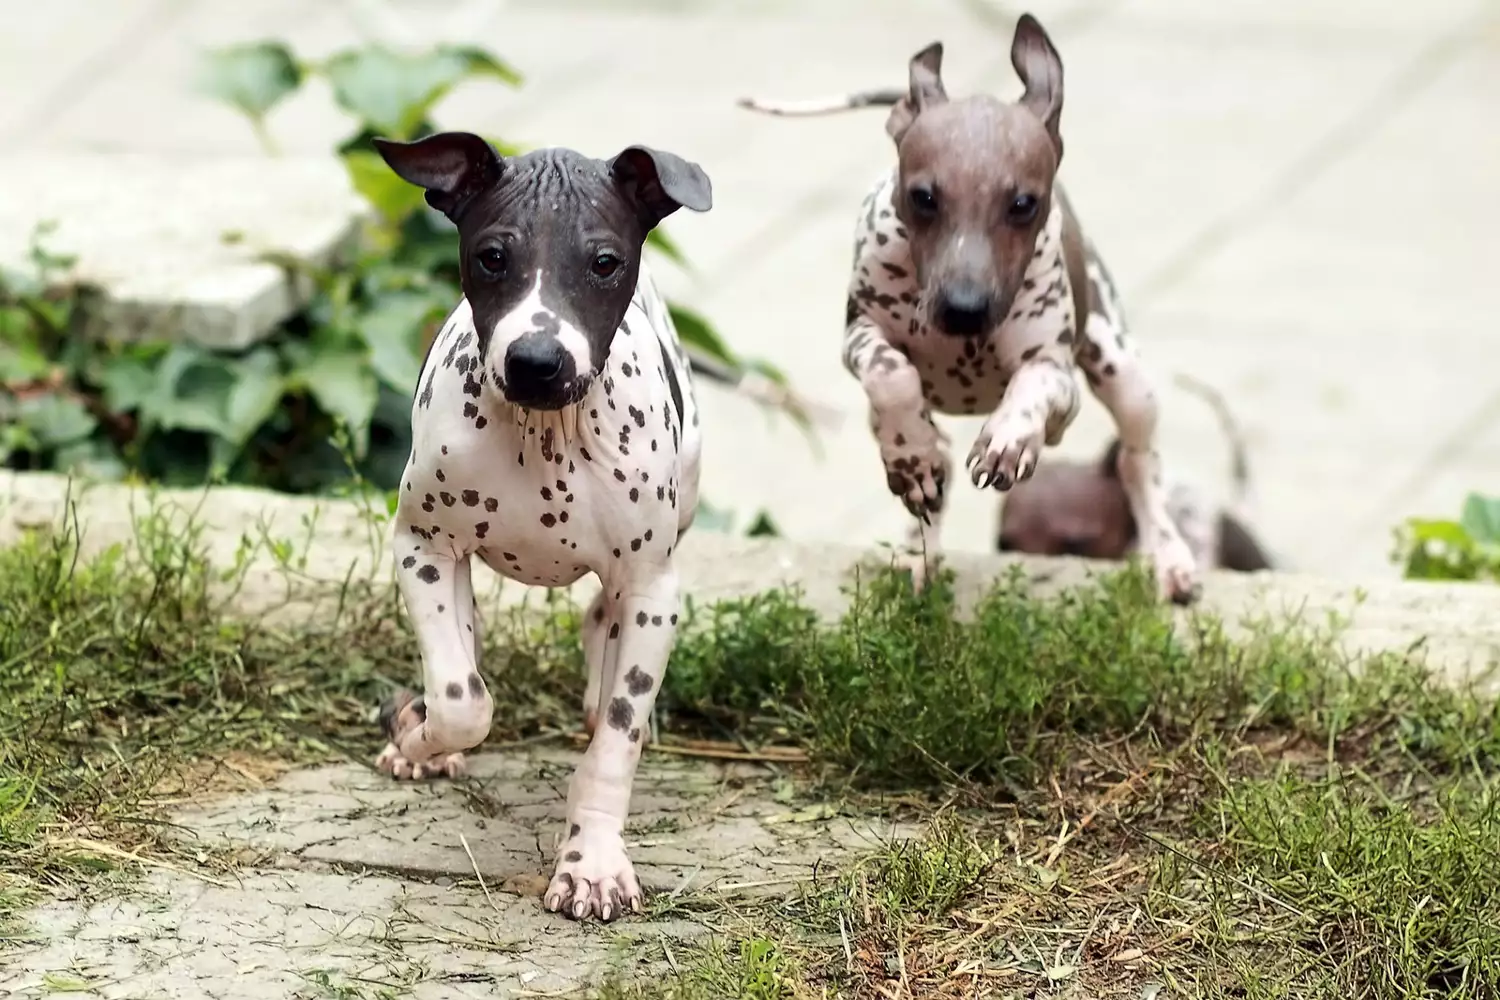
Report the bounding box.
[3,469,1498,689]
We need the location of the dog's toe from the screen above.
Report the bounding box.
[375,743,465,781]
[544,831,642,922]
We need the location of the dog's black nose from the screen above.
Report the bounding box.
[503,334,574,403]
[936,289,991,336]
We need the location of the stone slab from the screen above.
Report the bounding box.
[0,152,367,349]
[0,747,909,1000]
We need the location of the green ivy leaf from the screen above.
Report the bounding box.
[694,498,736,534]
[295,348,378,457]
[669,303,741,373]
[17,395,97,447]
[97,353,159,414]
[0,330,49,382]
[361,292,438,393]
[1459,493,1500,546]
[52,439,128,481]
[224,348,286,447]
[646,228,690,271]
[321,45,522,140]
[197,42,303,121]
[343,149,428,225]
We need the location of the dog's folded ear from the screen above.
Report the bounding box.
[608,146,713,231]
[1011,14,1065,161]
[886,41,947,143]
[372,131,505,224]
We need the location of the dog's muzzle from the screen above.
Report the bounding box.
[501,334,584,410]
[934,286,992,337]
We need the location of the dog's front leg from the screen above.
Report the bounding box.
[844,308,951,584]
[378,539,493,779]
[967,358,1080,490]
[545,564,678,922]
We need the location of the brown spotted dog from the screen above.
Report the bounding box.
[996,377,1276,572]
[739,14,1199,603]
[372,131,711,923]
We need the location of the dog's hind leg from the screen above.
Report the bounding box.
[1076,262,1200,604]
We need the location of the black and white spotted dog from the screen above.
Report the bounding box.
[740,14,1199,603]
[371,130,711,923]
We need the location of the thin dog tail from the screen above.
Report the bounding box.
[1172,372,1252,512]
[735,88,906,118]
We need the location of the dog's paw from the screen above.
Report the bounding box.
[875,413,949,521]
[375,688,467,780]
[967,412,1045,490]
[544,828,642,923]
[1151,534,1202,606]
[375,742,467,780]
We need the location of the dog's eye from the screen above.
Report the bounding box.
[908,186,938,216]
[590,252,623,278]
[476,247,508,275]
[1007,194,1040,226]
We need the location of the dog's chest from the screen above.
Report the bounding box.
[847,171,1076,417]
[397,289,692,589]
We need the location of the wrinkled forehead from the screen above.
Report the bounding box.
[899,98,1057,194]
[463,148,634,234]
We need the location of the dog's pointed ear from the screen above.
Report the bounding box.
[372,131,504,224]
[1011,14,1064,161]
[885,41,947,143]
[608,146,713,231]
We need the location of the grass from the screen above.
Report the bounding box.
[2,499,1499,997]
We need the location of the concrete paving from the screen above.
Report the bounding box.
[1,750,909,1000]
[1,0,1496,579]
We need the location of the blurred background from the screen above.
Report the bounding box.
[0,0,1496,581]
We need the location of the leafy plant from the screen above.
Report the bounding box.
[1392,493,1500,582]
[1,34,824,533]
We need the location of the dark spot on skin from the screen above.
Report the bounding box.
[440,492,455,506]
[416,564,440,584]
[651,615,662,626]
[474,521,489,538]
[670,614,678,625]
[644,529,653,541]
[485,497,499,512]
[629,728,641,743]
[560,511,569,523]
[625,666,653,695]
[402,555,416,569]
[541,487,553,501]
[629,488,639,502]
[607,697,634,731]
[446,682,463,699]
[614,469,627,482]
[541,513,557,527]
[636,611,648,626]
[1103,363,1117,377]
[612,547,621,558]
[468,672,485,697]
[461,489,479,506]
[609,623,620,639]
[435,469,446,482]
[630,538,641,552]
[569,824,580,838]
[564,850,582,863]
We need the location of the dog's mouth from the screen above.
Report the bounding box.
[492,365,594,412]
